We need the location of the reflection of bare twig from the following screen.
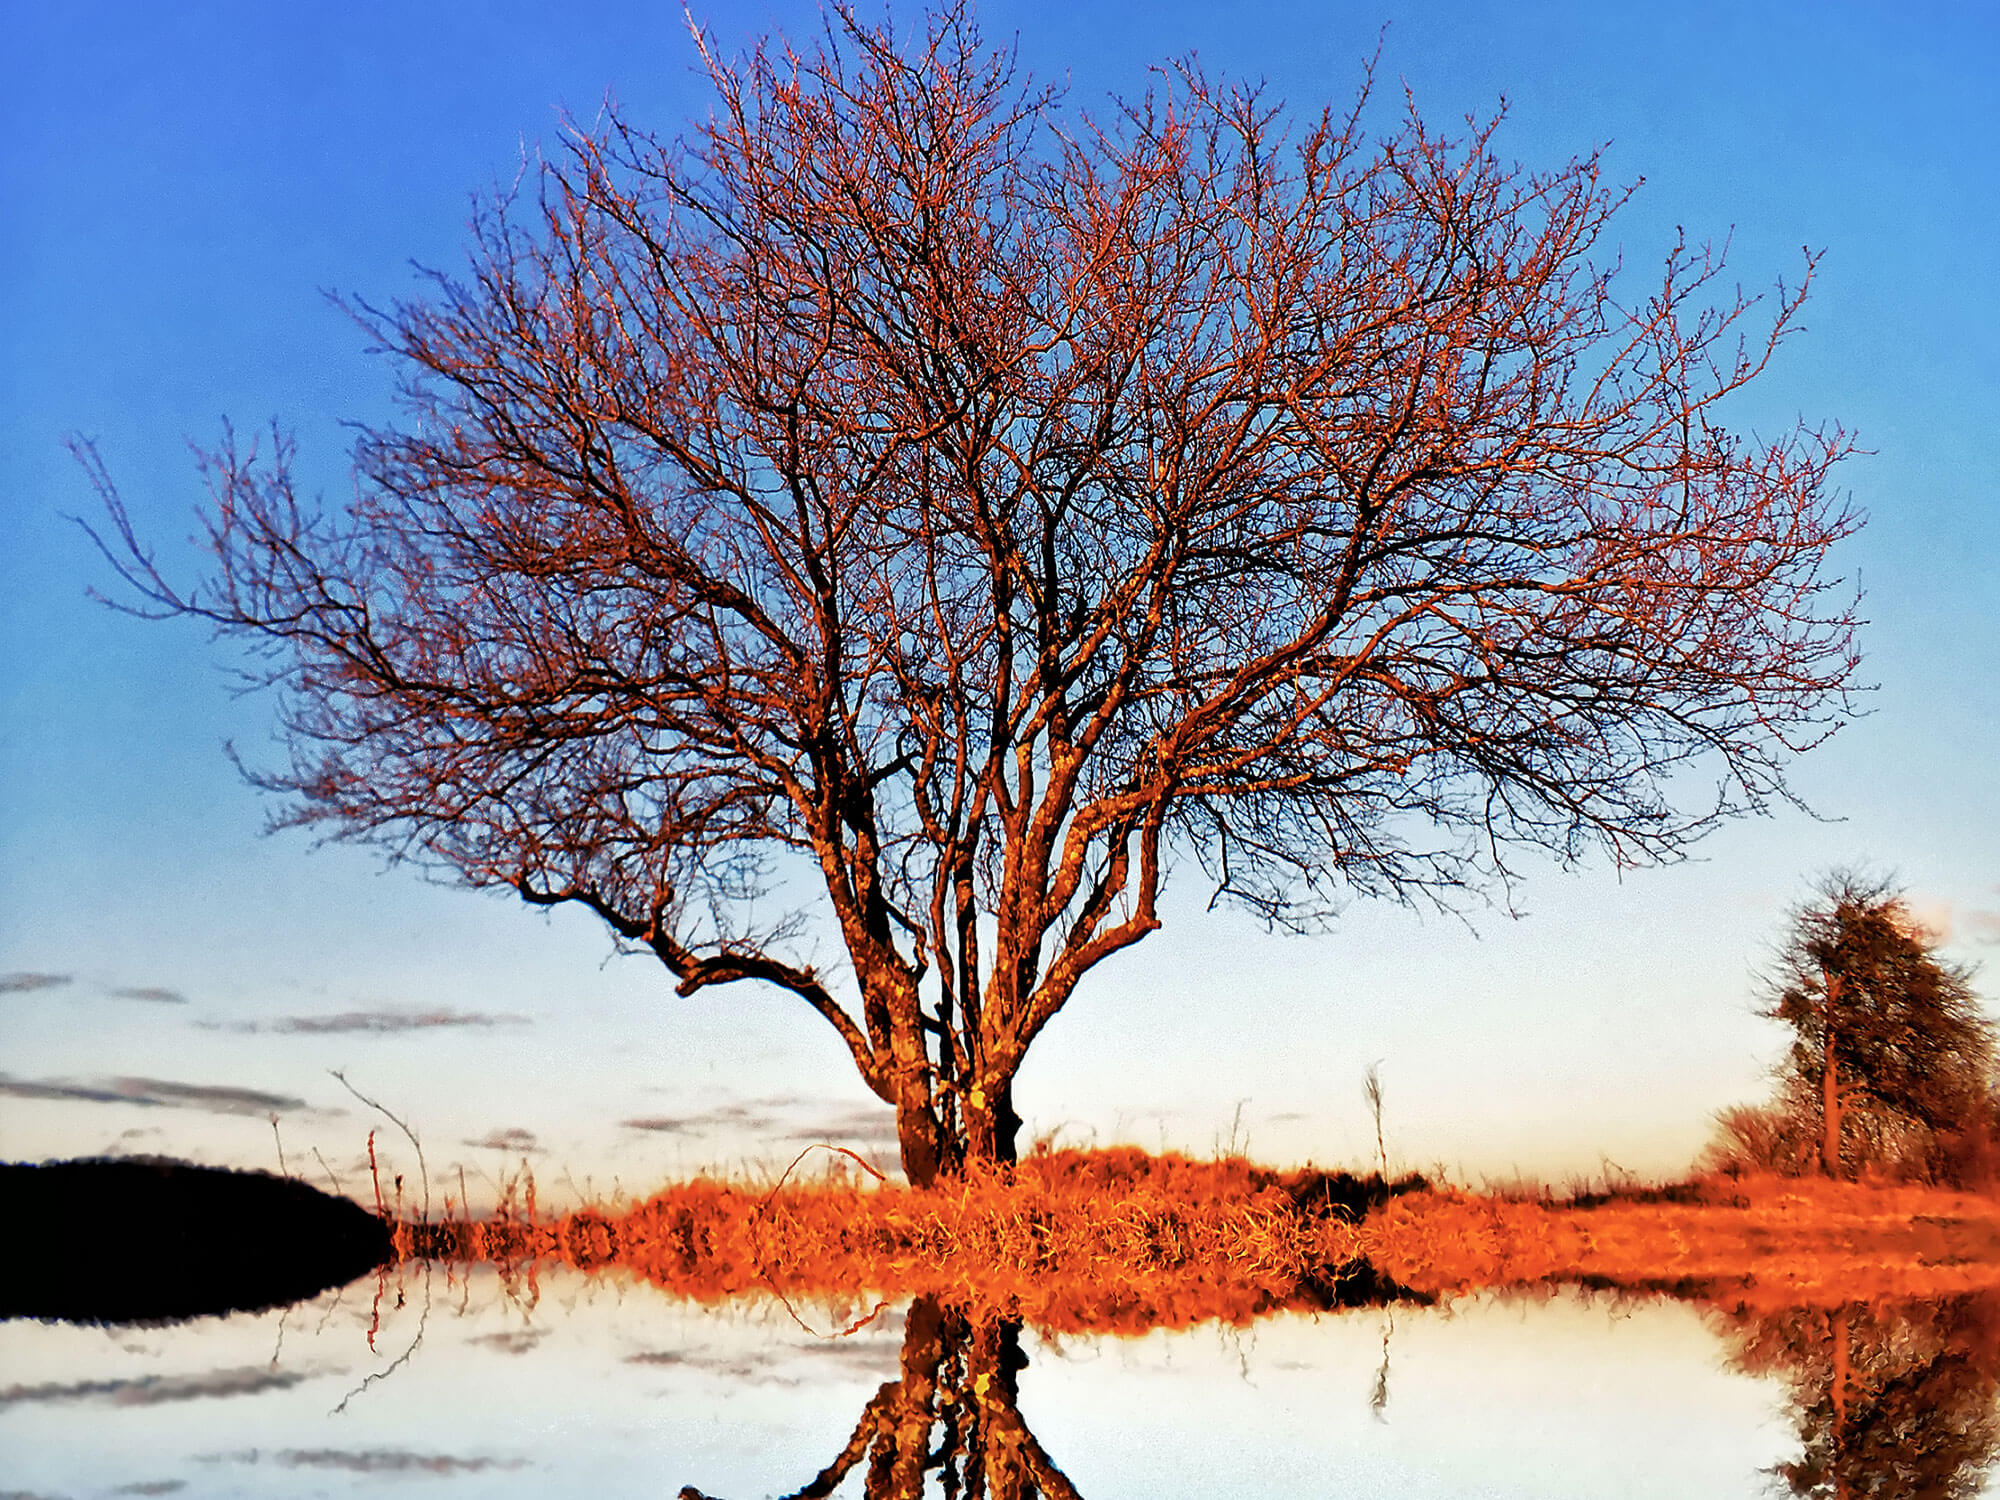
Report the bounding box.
[311,1282,348,1337]
[331,1265,432,1415]
[270,1302,291,1370]
[330,1070,429,1220]
[748,1145,889,1340]
[1371,1310,1395,1421]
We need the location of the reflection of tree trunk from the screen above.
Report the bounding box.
[757,1295,1080,1500]
[1830,1307,1850,1500]
[1822,967,1843,1179]
[1716,1293,2000,1500]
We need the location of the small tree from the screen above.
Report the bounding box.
[1753,873,1996,1182]
[81,2,1862,1184]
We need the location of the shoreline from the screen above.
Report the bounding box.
[393,1149,2000,1321]
[13,1149,1997,1328]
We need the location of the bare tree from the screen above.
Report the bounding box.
[81,2,1862,1184]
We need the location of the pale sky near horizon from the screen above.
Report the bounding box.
[3,0,1996,1205]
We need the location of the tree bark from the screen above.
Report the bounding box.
[960,1071,1023,1173]
[893,1067,944,1189]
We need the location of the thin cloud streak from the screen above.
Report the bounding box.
[464,1127,541,1154]
[240,1007,529,1034]
[110,986,188,1004]
[0,1073,309,1116]
[0,971,71,993]
[620,1097,899,1154]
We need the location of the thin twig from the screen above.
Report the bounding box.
[331,1266,432,1415]
[330,1069,429,1220]
[312,1147,345,1198]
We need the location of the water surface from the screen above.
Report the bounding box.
[5,1265,1994,1497]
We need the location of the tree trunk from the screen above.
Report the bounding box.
[1822,968,1843,1179]
[959,1072,1022,1173]
[894,1066,944,1189]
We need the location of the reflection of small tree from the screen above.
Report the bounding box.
[1716,1295,2000,1500]
[682,1297,1079,1500]
[1711,873,1997,1183]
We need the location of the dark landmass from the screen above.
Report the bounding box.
[0,1156,393,1324]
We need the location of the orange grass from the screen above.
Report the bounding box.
[397,1150,2000,1323]
[1364,1176,2000,1305]
[399,1147,1383,1331]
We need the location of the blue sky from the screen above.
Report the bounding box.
[3,0,1996,1200]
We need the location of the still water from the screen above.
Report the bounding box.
[5,1265,1995,1497]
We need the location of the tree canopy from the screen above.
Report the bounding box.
[1769,873,1994,1180]
[83,1,1862,1183]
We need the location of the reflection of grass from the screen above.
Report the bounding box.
[396,1150,2000,1323]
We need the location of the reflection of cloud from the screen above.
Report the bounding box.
[469,1328,547,1356]
[110,986,188,1004]
[620,1349,804,1387]
[244,1008,528,1034]
[626,1317,901,1386]
[204,1449,529,1475]
[112,1482,187,1495]
[0,971,71,993]
[1966,909,2000,946]
[623,1347,817,1387]
[0,1367,305,1411]
[0,1073,308,1116]
[621,1096,898,1154]
[464,1127,541,1154]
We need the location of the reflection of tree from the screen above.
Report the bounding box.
[682,1297,1080,1500]
[1718,1295,2000,1499]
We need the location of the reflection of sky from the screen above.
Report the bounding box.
[3,0,1997,1192]
[0,1274,1791,1497]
